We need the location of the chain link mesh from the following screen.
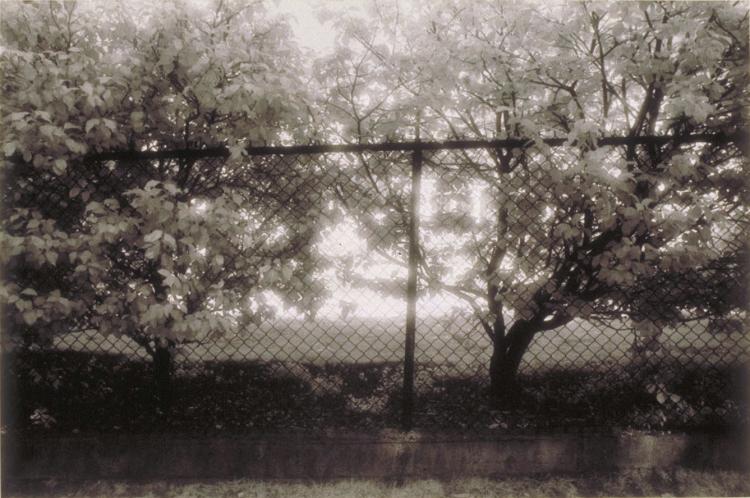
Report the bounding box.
[2,142,747,434]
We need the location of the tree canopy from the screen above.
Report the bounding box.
[312,0,748,393]
[1,0,747,396]
[1,0,327,354]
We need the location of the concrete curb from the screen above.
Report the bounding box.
[3,431,747,481]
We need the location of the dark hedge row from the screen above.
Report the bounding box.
[2,350,747,435]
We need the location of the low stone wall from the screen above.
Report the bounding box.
[3,431,747,482]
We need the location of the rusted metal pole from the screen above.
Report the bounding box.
[402,148,423,430]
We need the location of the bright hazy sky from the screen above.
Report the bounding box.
[265,1,473,319]
[267,0,474,319]
[270,0,364,54]
[270,0,331,53]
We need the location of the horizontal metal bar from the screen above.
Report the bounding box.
[86,132,742,161]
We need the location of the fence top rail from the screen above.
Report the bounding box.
[85,132,742,162]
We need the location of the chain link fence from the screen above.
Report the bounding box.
[2,140,748,434]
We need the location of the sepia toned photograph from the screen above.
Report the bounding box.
[1,0,748,496]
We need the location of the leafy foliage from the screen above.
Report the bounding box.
[1,0,747,393]
[1,0,326,353]
[312,0,748,391]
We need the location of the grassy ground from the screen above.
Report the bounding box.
[5,469,750,497]
[34,315,749,375]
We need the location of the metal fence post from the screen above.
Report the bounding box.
[402,147,423,430]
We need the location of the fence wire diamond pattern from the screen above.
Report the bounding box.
[2,141,748,434]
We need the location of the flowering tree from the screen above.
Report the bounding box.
[1,0,747,406]
[317,0,748,398]
[0,0,328,390]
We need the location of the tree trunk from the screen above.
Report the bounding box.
[152,341,173,413]
[490,319,538,403]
